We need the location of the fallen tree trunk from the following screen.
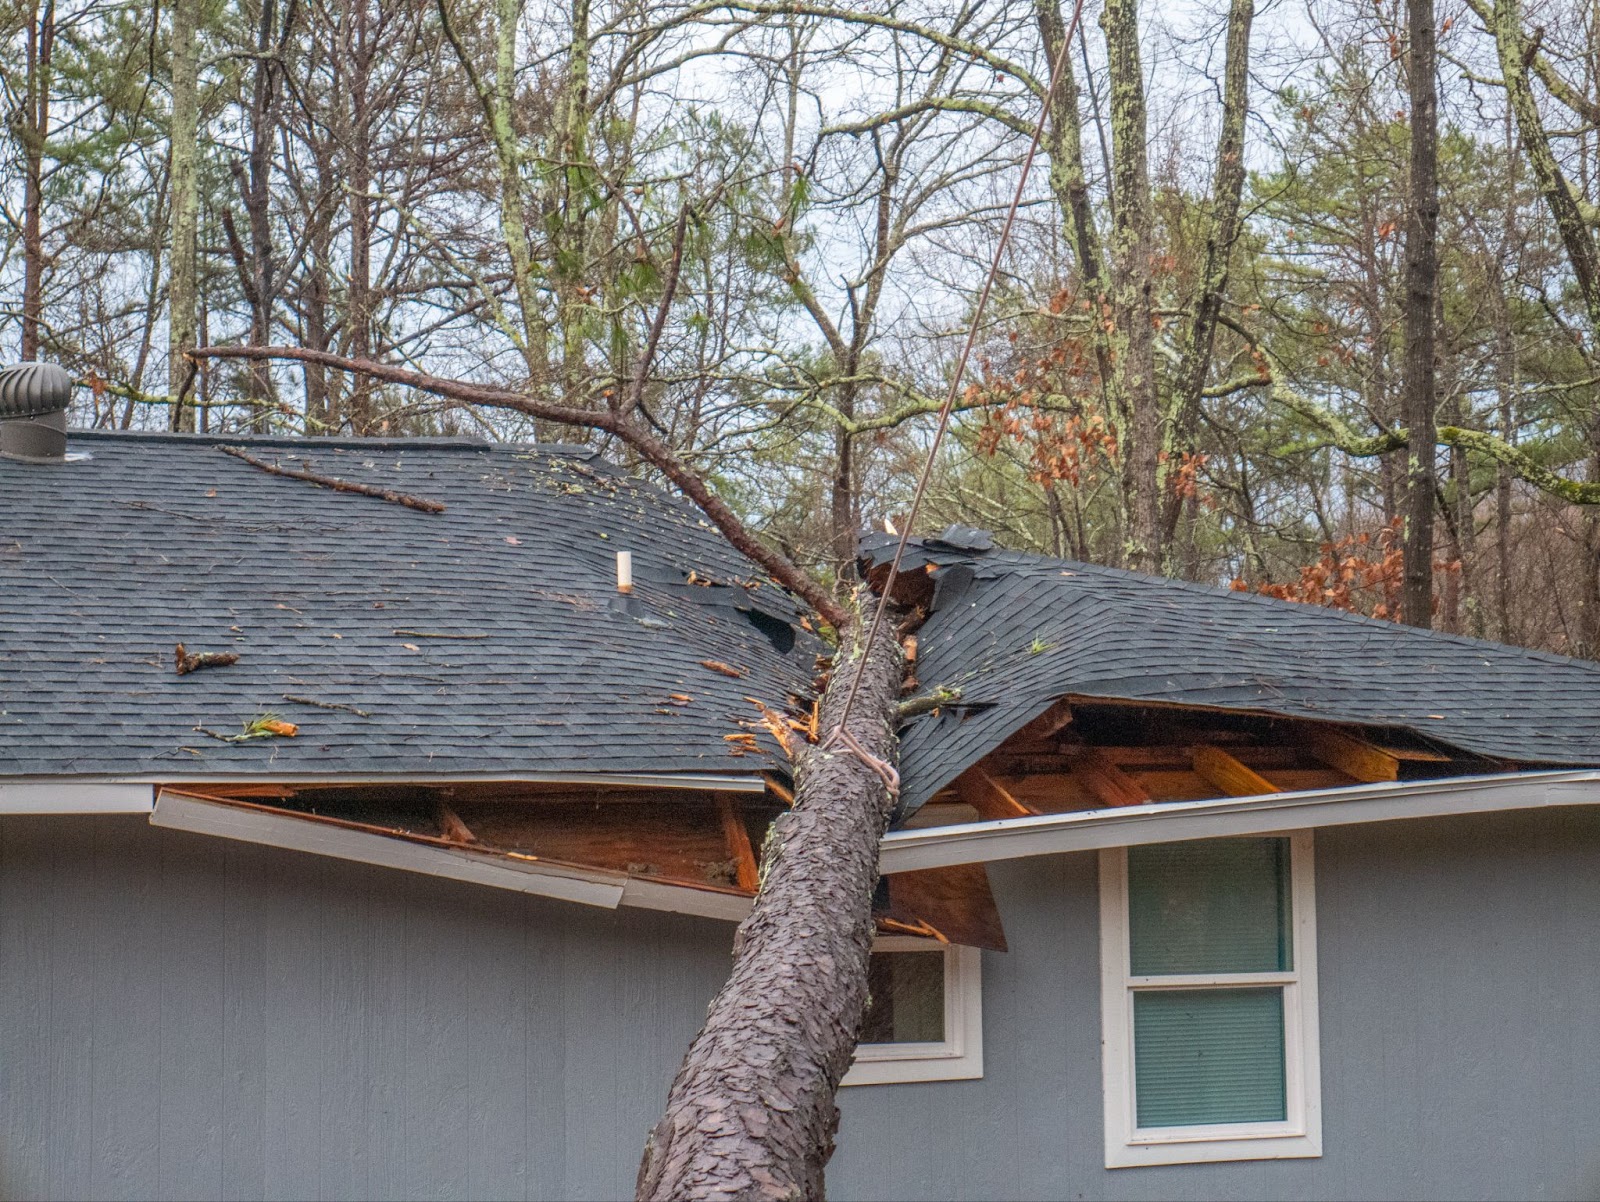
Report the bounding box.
[636,603,906,1201]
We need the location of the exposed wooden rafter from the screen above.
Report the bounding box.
[1192,745,1283,797]
[954,766,1036,819]
[1070,747,1151,808]
[433,795,479,843]
[1306,728,1400,782]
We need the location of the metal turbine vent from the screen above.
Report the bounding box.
[0,362,75,462]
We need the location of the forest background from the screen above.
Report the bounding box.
[5,0,1599,656]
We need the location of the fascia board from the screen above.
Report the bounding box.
[152,789,628,909]
[879,769,1600,873]
[0,782,155,814]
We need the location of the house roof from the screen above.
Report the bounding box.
[867,533,1600,816]
[1,430,820,781]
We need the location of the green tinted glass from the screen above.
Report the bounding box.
[1128,838,1291,975]
[1133,988,1287,1127]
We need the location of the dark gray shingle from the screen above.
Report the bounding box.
[868,535,1600,815]
[1,431,820,780]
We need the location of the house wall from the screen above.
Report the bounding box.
[4,807,1600,1202]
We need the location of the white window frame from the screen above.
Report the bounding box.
[1099,832,1322,1168]
[842,937,983,1086]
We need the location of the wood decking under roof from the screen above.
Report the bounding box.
[157,697,1522,955]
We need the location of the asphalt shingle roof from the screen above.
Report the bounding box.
[868,534,1600,815]
[1,431,820,780]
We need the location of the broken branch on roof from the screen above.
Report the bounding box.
[898,685,961,719]
[392,628,489,640]
[281,693,371,717]
[175,643,239,675]
[217,445,447,513]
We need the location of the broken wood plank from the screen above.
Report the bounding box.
[1007,697,1075,746]
[1306,728,1400,782]
[717,795,761,893]
[881,862,1007,951]
[954,765,1035,819]
[434,796,478,844]
[1192,745,1283,797]
[1070,747,1152,808]
[1372,741,1454,762]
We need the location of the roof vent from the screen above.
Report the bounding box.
[0,362,74,462]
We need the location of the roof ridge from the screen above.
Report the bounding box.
[938,544,1600,674]
[63,428,599,458]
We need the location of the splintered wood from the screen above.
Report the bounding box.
[716,795,761,892]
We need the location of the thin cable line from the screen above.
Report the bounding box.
[826,0,1091,745]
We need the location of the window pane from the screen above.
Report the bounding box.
[1133,988,1286,1128]
[860,951,945,1044]
[1128,838,1291,975]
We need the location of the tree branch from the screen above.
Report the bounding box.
[188,346,850,628]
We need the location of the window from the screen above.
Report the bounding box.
[1099,834,1321,1167]
[842,938,983,1086]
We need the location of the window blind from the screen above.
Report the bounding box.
[1128,837,1291,975]
[1133,988,1288,1127]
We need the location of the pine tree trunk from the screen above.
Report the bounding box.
[168,0,201,431]
[636,607,904,1201]
[20,0,52,363]
[1400,0,1440,626]
[1099,0,1161,575]
[345,7,375,435]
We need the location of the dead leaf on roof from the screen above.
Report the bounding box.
[700,659,745,679]
[402,643,421,651]
[505,536,521,545]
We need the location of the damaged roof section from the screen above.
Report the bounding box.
[866,532,1600,816]
[0,431,822,779]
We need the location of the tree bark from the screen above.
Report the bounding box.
[1166,0,1254,555]
[345,0,377,433]
[20,0,54,363]
[636,609,904,1201]
[1400,0,1440,626]
[168,0,201,430]
[231,0,295,430]
[1099,0,1161,575]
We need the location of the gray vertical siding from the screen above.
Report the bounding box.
[832,808,1600,1202]
[5,808,1600,1201]
[0,816,733,1202]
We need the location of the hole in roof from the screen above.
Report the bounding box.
[739,605,796,655]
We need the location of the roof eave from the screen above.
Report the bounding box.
[879,768,1600,873]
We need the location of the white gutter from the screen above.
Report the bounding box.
[878,769,1600,874]
[0,782,154,814]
